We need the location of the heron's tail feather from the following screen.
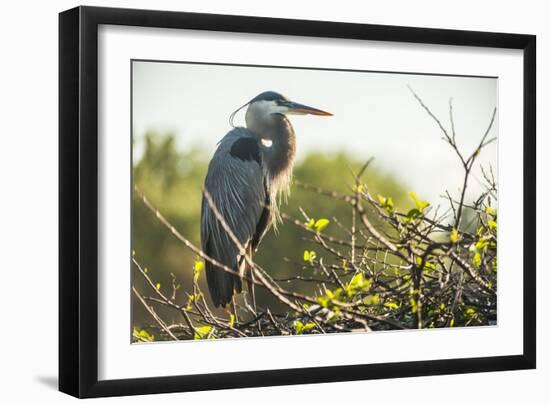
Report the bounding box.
[205,261,240,308]
[204,237,241,308]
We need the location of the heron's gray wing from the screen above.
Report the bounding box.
[251,189,271,251]
[201,129,267,307]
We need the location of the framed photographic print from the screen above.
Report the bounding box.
[59,6,536,398]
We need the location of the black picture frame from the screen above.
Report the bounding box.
[59,5,536,398]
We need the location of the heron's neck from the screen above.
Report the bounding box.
[254,114,296,183]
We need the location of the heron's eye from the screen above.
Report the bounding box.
[261,138,273,148]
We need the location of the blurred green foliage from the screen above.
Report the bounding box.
[132,132,409,328]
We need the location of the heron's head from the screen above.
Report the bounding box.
[246,91,332,120]
[237,91,332,133]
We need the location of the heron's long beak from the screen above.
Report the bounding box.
[286,101,333,116]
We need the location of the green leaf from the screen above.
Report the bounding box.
[305,218,330,232]
[409,297,418,313]
[194,257,205,272]
[405,208,421,222]
[346,272,371,296]
[194,325,213,340]
[384,301,400,310]
[303,250,316,263]
[229,313,235,327]
[473,252,482,268]
[350,272,362,287]
[133,328,154,342]
[363,294,380,305]
[155,282,161,290]
[294,321,316,334]
[450,227,459,243]
[294,321,315,334]
[194,257,205,282]
[314,218,330,232]
[475,238,489,251]
[486,206,497,216]
[409,191,429,211]
[341,259,348,271]
[377,194,394,213]
[317,295,329,308]
[488,220,497,231]
[416,256,436,272]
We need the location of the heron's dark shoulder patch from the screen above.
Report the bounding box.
[230,136,261,164]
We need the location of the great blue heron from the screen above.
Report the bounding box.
[200,91,332,311]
